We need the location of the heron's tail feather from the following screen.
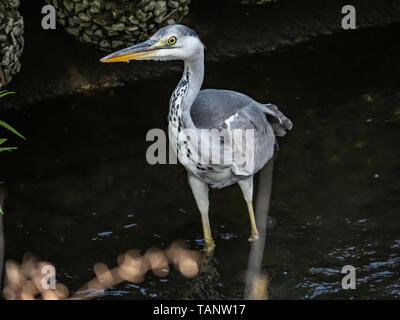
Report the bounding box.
[258,103,293,137]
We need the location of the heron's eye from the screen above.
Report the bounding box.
[168,36,177,45]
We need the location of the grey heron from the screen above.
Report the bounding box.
[100,24,292,252]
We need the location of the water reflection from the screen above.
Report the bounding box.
[244,159,274,300]
[2,241,203,300]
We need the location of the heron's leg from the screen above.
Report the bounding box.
[188,174,215,252]
[238,175,259,242]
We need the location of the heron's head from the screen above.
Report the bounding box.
[100,24,204,63]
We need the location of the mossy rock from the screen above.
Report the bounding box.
[46,0,191,51]
[0,0,24,85]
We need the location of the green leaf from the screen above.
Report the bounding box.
[0,91,23,156]
[0,147,17,152]
[0,91,15,98]
[0,138,17,152]
[0,120,26,140]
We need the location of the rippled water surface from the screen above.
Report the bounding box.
[2,25,400,299]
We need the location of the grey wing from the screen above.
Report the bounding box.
[191,89,292,135]
[191,89,255,129]
[191,89,293,176]
[221,103,275,176]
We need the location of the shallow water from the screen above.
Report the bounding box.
[1,25,400,299]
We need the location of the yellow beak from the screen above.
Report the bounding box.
[100,40,162,63]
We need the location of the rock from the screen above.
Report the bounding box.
[0,0,24,85]
[154,1,168,16]
[136,9,151,22]
[88,6,101,15]
[93,17,108,26]
[66,27,80,37]
[45,0,191,51]
[143,1,156,12]
[128,15,140,25]
[78,12,91,22]
[153,15,164,24]
[64,0,75,12]
[111,40,124,49]
[84,28,93,36]
[9,0,20,9]
[126,26,139,32]
[167,1,179,9]
[99,40,111,49]
[92,0,103,10]
[12,25,21,36]
[5,17,14,34]
[81,0,90,10]
[81,32,92,43]
[1,50,10,66]
[94,28,104,38]
[110,23,125,32]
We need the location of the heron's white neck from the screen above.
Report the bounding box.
[169,53,204,130]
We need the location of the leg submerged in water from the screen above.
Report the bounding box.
[238,175,259,242]
[188,174,215,252]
